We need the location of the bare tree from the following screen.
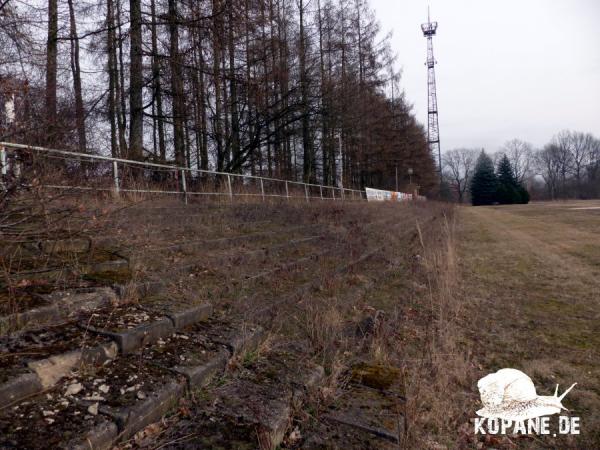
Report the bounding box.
[536,144,562,199]
[443,148,478,203]
[128,0,143,160]
[45,0,58,143]
[67,0,86,153]
[2,0,441,194]
[501,139,533,184]
[569,131,594,195]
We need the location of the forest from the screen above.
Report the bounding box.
[0,0,438,193]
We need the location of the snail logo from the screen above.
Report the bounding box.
[474,368,581,436]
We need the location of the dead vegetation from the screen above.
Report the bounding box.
[1,182,464,449]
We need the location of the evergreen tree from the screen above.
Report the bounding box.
[496,154,520,204]
[470,151,498,206]
[517,185,530,204]
[496,154,530,204]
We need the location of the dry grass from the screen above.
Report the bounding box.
[3,180,461,448]
[398,210,478,448]
[453,202,600,448]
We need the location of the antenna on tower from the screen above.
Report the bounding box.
[421,8,442,183]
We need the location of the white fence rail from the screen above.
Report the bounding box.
[0,142,365,203]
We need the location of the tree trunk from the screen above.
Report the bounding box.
[212,0,225,171]
[317,0,328,185]
[107,0,119,157]
[168,0,186,167]
[150,0,166,161]
[227,1,241,172]
[67,0,86,153]
[116,0,128,154]
[129,0,143,160]
[299,0,314,183]
[45,0,58,143]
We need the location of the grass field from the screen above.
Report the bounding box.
[455,200,600,448]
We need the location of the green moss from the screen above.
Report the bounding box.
[350,363,401,390]
[82,267,133,284]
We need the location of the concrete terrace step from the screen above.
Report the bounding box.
[0,320,264,450]
[0,298,214,410]
[127,342,325,450]
[0,287,118,335]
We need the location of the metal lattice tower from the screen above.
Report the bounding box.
[421,8,441,181]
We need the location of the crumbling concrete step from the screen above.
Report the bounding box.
[299,383,405,449]
[136,343,324,450]
[0,303,213,410]
[39,238,92,255]
[0,341,119,410]
[0,287,118,334]
[83,303,213,354]
[0,320,265,449]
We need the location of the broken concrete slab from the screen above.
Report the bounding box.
[173,349,229,388]
[80,342,119,366]
[167,303,213,329]
[0,341,119,409]
[213,379,292,449]
[113,280,164,300]
[40,238,92,254]
[28,350,83,389]
[1,288,119,334]
[103,318,176,354]
[110,380,186,441]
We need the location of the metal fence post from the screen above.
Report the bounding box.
[260,178,265,202]
[304,184,309,202]
[180,169,188,204]
[285,181,289,200]
[332,188,335,201]
[112,160,120,196]
[320,185,323,200]
[227,174,233,201]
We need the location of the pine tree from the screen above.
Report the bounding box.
[496,154,530,204]
[496,154,520,204]
[470,151,498,206]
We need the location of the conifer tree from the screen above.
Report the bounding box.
[470,151,498,206]
[496,154,530,204]
[496,154,520,204]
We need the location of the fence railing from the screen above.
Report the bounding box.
[0,142,365,203]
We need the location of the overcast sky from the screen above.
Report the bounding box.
[369,0,600,153]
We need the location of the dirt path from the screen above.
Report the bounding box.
[458,204,600,448]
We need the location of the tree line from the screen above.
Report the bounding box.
[0,0,437,193]
[442,130,600,203]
